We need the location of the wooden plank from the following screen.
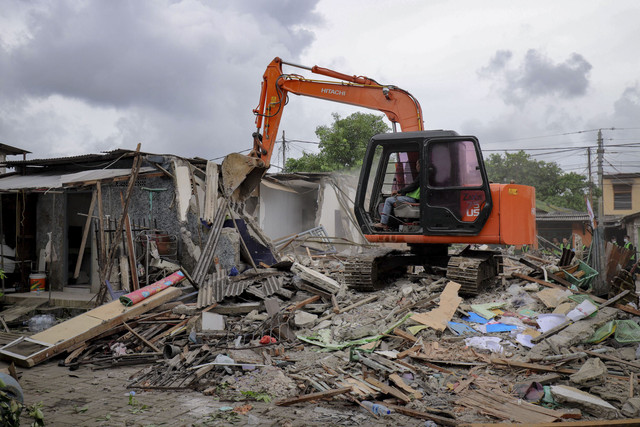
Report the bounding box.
[363,376,411,402]
[123,322,160,353]
[519,257,574,288]
[386,404,457,427]
[286,295,320,312]
[96,181,106,268]
[531,320,573,343]
[274,386,353,406]
[584,349,640,370]
[73,190,97,279]
[123,214,139,291]
[478,420,640,427]
[0,286,181,367]
[0,299,47,323]
[393,328,418,343]
[389,373,422,399]
[513,273,640,316]
[491,357,577,375]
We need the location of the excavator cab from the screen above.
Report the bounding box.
[355,130,493,237]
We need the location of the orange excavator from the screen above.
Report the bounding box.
[222,57,536,292]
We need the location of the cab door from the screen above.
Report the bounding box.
[422,137,492,235]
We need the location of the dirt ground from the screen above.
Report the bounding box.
[6,359,416,426]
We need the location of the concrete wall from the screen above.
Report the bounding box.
[259,184,317,240]
[36,192,66,290]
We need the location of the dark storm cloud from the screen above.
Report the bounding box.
[0,0,321,157]
[480,49,592,106]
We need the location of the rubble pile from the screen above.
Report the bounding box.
[29,246,640,424]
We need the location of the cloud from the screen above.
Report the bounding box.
[479,49,592,107]
[0,0,322,158]
[612,84,640,124]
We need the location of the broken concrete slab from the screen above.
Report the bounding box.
[622,397,640,417]
[215,228,240,272]
[550,385,619,419]
[570,357,607,387]
[528,307,618,360]
[291,262,341,295]
[201,312,225,331]
[294,311,318,328]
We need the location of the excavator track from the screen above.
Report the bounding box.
[343,249,410,291]
[446,249,501,296]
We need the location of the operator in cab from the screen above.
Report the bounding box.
[373,160,421,231]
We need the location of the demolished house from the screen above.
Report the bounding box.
[2,148,640,425]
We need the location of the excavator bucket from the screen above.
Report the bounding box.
[221,152,268,203]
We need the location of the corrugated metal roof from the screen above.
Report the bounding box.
[0,167,155,191]
[2,149,135,166]
[0,143,31,155]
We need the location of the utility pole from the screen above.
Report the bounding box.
[597,130,604,220]
[593,129,607,295]
[282,130,286,170]
[587,147,592,203]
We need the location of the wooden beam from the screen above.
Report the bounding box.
[518,257,574,287]
[274,386,353,406]
[123,213,139,291]
[363,376,411,402]
[286,295,320,312]
[513,273,640,316]
[386,404,457,427]
[73,190,97,279]
[123,322,160,353]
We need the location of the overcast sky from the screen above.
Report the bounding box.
[1,0,639,176]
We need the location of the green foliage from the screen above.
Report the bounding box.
[203,410,240,425]
[240,390,272,403]
[0,269,5,280]
[285,112,390,172]
[484,150,595,211]
[0,384,44,427]
[127,391,149,414]
[27,402,45,427]
[0,388,21,427]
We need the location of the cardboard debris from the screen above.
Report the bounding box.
[411,281,462,331]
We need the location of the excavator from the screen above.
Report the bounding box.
[222,57,536,293]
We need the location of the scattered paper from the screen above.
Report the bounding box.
[537,313,568,333]
[464,336,504,353]
[471,302,507,320]
[536,288,572,308]
[462,312,488,324]
[567,299,598,322]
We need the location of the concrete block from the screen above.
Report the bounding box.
[528,307,618,360]
[215,228,241,272]
[294,311,318,328]
[570,357,607,386]
[622,397,640,417]
[202,312,225,331]
[550,385,619,419]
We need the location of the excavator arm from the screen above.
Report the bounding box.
[222,57,424,201]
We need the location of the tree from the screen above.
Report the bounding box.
[285,112,390,172]
[484,151,594,211]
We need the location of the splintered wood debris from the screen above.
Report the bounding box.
[5,243,640,424]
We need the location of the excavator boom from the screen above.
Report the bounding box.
[221,57,424,201]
